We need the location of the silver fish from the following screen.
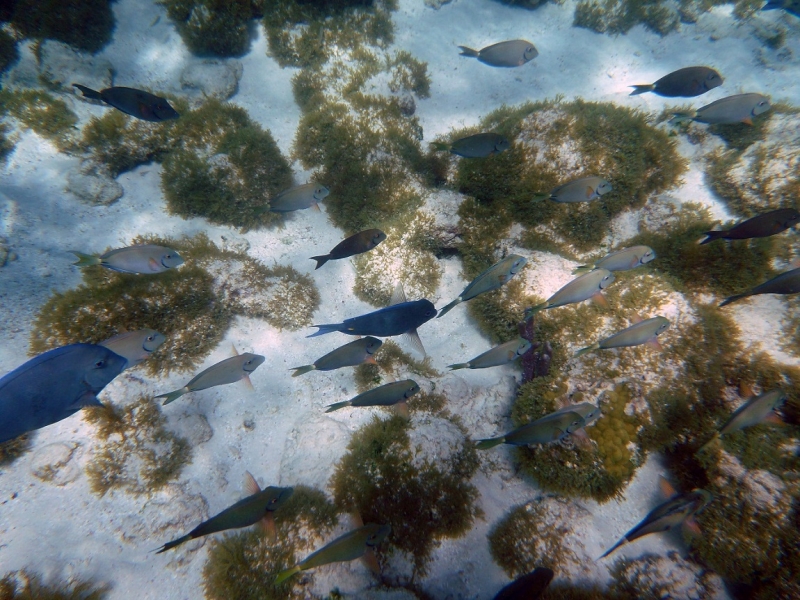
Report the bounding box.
[476,410,586,450]
[270,183,330,212]
[535,177,613,204]
[444,133,510,158]
[99,329,166,369]
[575,316,670,357]
[325,379,420,413]
[671,93,771,125]
[529,269,615,315]
[71,244,184,274]
[700,390,786,452]
[573,246,655,275]
[438,254,527,317]
[291,337,383,377]
[458,40,538,68]
[157,352,266,405]
[720,267,800,307]
[551,402,601,428]
[449,338,531,370]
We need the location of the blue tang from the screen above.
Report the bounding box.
[0,344,127,443]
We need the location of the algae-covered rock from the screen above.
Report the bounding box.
[0,87,78,149]
[38,40,114,92]
[7,0,115,53]
[609,553,725,599]
[179,59,243,100]
[65,160,124,206]
[0,569,109,600]
[160,0,261,57]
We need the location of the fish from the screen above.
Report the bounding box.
[325,379,420,413]
[73,84,179,122]
[476,410,586,450]
[438,254,527,318]
[719,267,800,307]
[763,0,800,18]
[71,244,184,275]
[156,473,293,552]
[310,229,387,269]
[528,269,615,315]
[275,523,391,584]
[700,390,786,452]
[533,176,613,204]
[458,40,538,68]
[573,246,656,275]
[575,316,670,357]
[599,481,712,559]
[156,352,266,405]
[99,329,166,369]
[629,66,723,98]
[699,208,800,244]
[448,338,532,370]
[0,344,127,444]
[494,567,554,600]
[291,337,383,377]
[670,93,771,125]
[552,402,601,427]
[439,133,510,158]
[269,183,329,213]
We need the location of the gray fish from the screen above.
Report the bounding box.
[535,176,613,203]
[449,338,531,370]
[700,390,786,452]
[99,329,166,369]
[700,208,800,244]
[325,379,420,413]
[441,133,510,158]
[763,0,800,18]
[476,410,586,450]
[671,93,770,125]
[73,84,179,122]
[529,269,615,315]
[292,337,383,377]
[438,254,527,317]
[0,344,126,443]
[311,229,387,269]
[494,567,554,600]
[71,244,184,275]
[573,246,656,275]
[630,66,723,98]
[157,473,293,552]
[157,352,266,405]
[575,316,670,357]
[459,40,538,68]
[719,267,800,307]
[551,402,601,428]
[270,183,329,212]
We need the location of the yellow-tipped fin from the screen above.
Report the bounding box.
[574,343,599,357]
[275,565,301,585]
[71,251,101,267]
[291,365,316,377]
[448,363,470,370]
[572,265,594,275]
[476,436,505,450]
[156,388,188,405]
[325,400,351,413]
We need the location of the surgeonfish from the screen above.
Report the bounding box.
[71,244,184,274]
[629,66,723,98]
[325,379,420,414]
[0,344,126,443]
[763,0,800,17]
[291,337,383,377]
[437,133,510,158]
[700,208,800,244]
[476,409,586,450]
[156,473,293,552]
[573,246,655,275]
[533,176,613,203]
[448,338,532,370]
[99,329,166,369]
[275,523,391,584]
[719,267,800,307]
[438,254,527,318]
[575,316,670,357]
[670,93,771,125]
[700,389,786,452]
[269,183,330,213]
[458,40,538,68]
[494,567,554,600]
[528,269,615,315]
[311,229,387,269]
[551,402,601,428]
[156,352,266,405]
[73,84,179,122]
[599,479,712,559]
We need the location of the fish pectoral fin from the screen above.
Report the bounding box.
[394,401,410,419]
[630,313,643,324]
[69,392,103,410]
[389,282,408,306]
[403,328,426,357]
[260,512,277,541]
[231,343,239,356]
[682,517,702,537]
[312,202,321,212]
[570,428,591,448]
[764,411,787,426]
[241,373,255,391]
[590,292,609,308]
[148,257,160,271]
[658,475,678,500]
[244,471,261,495]
[645,337,663,351]
[364,355,378,365]
[585,186,594,200]
[741,117,753,126]
[361,546,381,576]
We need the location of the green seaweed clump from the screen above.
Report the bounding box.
[202,486,338,600]
[0,122,13,163]
[573,0,680,36]
[609,553,723,599]
[159,0,261,57]
[0,88,78,149]
[0,569,108,600]
[7,0,115,53]
[588,384,642,481]
[83,396,191,497]
[330,414,480,578]
[0,434,31,466]
[353,340,439,394]
[29,233,319,375]
[0,28,19,76]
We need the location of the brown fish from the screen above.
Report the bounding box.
[700,208,800,244]
[310,229,387,269]
[720,267,800,307]
[73,84,179,122]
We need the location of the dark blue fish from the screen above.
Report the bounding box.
[73,84,179,122]
[494,567,554,600]
[0,344,126,443]
[763,0,800,18]
[309,299,436,338]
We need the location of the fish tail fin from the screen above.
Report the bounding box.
[698,434,720,454]
[762,0,783,9]
[599,538,626,560]
[70,251,100,268]
[155,535,191,554]
[448,363,469,370]
[698,231,724,245]
[719,293,749,308]
[156,388,187,405]
[574,343,600,357]
[310,255,329,270]
[432,141,451,152]
[275,566,301,585]
[436,297,461,318]
[530,193,549,202]
[572,264,593,275]
[325,401,351,413]
[476,436,505,450]
[291,365,316,377]
[526,303,547,318]
[307,324,341,337]
[629,84,655,96]
[669,112,696,125]
[458,46,479,58]
[72,83,102,100]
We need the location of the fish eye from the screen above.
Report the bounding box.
[95,359,105,368]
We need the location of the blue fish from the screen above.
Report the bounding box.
[0,344,127,443]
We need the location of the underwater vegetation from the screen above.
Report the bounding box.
[608,553,724,599]
[0,569,108,600]
[29,233,319,375]
[0,29,18,76]
[353,340,438,394]
[159,0,262,57]
[0,434,30,466]
[0,88,78,150]
[201,486,338,600]
[330,414,480,578]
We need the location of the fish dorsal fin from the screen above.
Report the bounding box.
[244,471,261,495]
[69,392,103,410]
[404,328,426,357]
[659,475,678,499]
[389,283,407,306]
[630,313,643,324]
[350,511,365,528]
[231,343,239,356]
